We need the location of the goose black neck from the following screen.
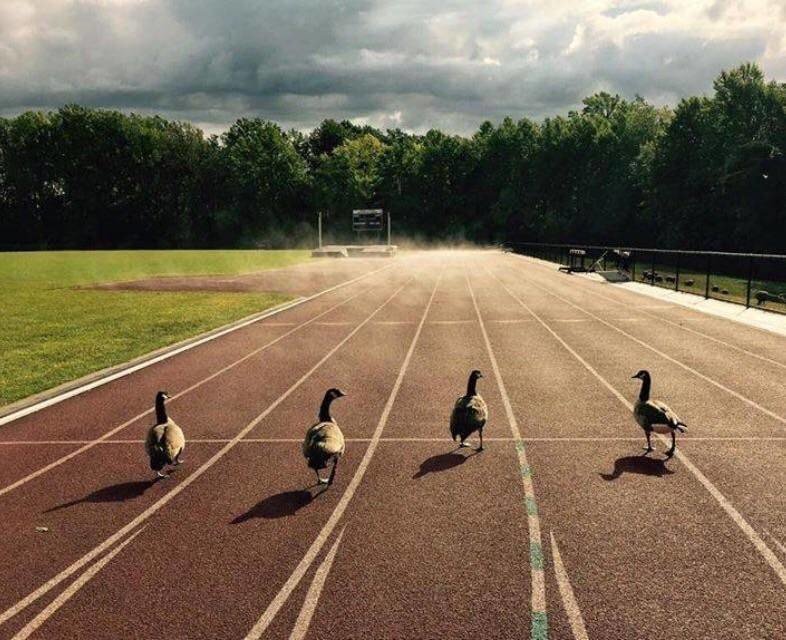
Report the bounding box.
[466,376,478,396]
[638,376,651,402]
[155,396,168,424]
[319,394,334,422]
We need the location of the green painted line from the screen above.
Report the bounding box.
[525,496,538,515]
[530,542,544,570]
[521,465,532,478]
[531,611,548,640]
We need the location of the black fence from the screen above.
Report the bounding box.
[503,242,786,315]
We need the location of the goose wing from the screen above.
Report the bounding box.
[145,424,168,470]
[640,400,681,426]
[162,420,185,462]
[303,421,345,458]
[450,394,488,439]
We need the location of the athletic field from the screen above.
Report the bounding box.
[0,250,784,639]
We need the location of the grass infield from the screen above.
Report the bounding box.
[1,250,311,408]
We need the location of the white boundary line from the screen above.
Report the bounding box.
[466,268,548,638]
[0,263,393,427]
[3,435,785,446]
[485,264,786,588]
[503,260,786,428]
[0,277,413,630]
[288,526,347,640]
[0,276,392,499]
[549,531,589,640]
[10,527,147,640]
[243,268,444,639]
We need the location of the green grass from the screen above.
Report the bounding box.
[631,260,786,313]
[0,250,312,408]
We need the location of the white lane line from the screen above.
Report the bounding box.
[11,526,146,640]
[0,278,387,499]
[0,264,394,427]
[288,527,347,640]
[506,263,786,428]
[3,435,785,446]
[465,268,548,638]
[489,319,535,324]
[6,435,786,446]
[314,322,353,326]
[509,253,786,372]
[764,530,786,557]
[0,278,413,629]
[486,265,786,588]
[243,269,444,640]
[550,531,589,640]
[427,320,475,325]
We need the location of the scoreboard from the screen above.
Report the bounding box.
[352,209,385,231]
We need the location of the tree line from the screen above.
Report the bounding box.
[1,63,784,252]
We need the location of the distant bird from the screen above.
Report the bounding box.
[631,370,686,458]
[684,279,695,287]
[754,290,785,306]
[450,370,488,451]
[303,388,346,486]
[145,391,185,479]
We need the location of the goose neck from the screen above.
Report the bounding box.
[466,376,478,396]
[155,396,168,424]
[319,394,334,422]
[638,376,651,402]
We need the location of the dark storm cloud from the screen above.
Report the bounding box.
[0,0,782,134]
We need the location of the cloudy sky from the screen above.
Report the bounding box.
[0,0,784,135]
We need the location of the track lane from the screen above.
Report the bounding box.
[0,262,440,639]
[477,256,786,639]
[0,265,414,496]
[275,261,536,639]
[0,270,417,637]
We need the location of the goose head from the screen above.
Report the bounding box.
[156,391,170,402]
[325,388,346,401]
[631,370,649,381]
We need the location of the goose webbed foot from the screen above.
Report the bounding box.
[642,446,654,455]
[459,441,471,448]
[317,478,330,485]
[156,471,168,479]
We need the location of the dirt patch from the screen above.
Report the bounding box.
[91,258,390,297]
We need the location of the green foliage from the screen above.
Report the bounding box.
[1,63,784,251]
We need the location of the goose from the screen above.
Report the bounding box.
[631,370,686,458]
[145,391,185,479]
[450,370,488,451]
[303,388,346,486]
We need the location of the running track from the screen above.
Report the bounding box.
[0,250,784,639]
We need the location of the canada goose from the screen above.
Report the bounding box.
[145,391,185,479]
[754,290,785,306]
[303,388,346,485]
[711,285,720,293]
[684,279,695,287]
[450,370,488,451]
[631,370,686,458]
[721,289,729,295]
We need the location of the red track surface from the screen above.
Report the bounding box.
[1,251,785,639]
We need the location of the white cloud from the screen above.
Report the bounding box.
[0,0,782,134]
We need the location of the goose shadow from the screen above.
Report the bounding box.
[44,480,157,513]
[600,455,675,481]
[231,487,325,523]
[413,449,477,479]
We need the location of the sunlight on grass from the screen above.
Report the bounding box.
[0,251,312,407]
